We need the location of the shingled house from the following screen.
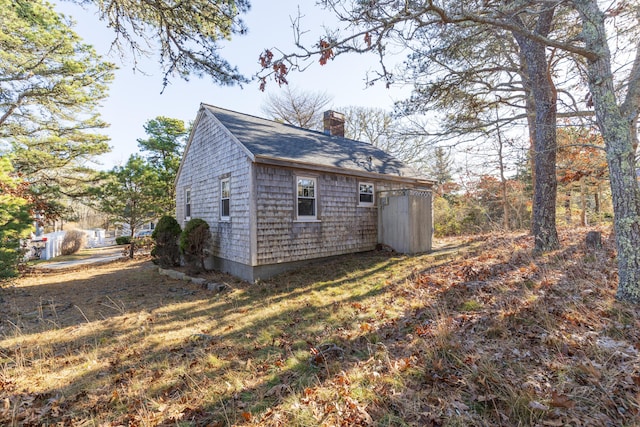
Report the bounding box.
[175,104,434,281]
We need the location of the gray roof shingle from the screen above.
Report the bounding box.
[203,104,419,178]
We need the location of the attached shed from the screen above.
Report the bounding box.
[378,189,433,254]
[175,104,435,282]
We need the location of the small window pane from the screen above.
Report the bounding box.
[360,183,373,194]
[298,198,315,216]
[221,199,230,217]
[360,193,374,203]
[185,189,191,217]
[298,179,315,197]
[359,183,374,204]
[221,180,230,198]
[220,179,230,218]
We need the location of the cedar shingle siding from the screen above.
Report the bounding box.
[175,108,252,266]
[175,104,434,282]
[255,167,379,264]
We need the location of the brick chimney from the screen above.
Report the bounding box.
[323,110,345,137]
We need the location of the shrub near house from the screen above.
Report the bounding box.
[179,218,210,273]
[152,215,181,267]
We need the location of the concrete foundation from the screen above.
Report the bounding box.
[205,253,363,283]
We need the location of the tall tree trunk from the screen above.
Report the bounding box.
[594,182,601,219]
[564,191,572,225]
[518,47,537,229]
[512,8,559,253]
[575,0,640,302]
[580,180,587,226]
[500,161,510,230]
[495,104,510,230]
[522,75,537,200]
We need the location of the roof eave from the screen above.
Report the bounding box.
[174,105,205,187]
[254,155,435,186]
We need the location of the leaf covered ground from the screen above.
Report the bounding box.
[1,227,638,426]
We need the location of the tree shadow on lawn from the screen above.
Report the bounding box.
[0,250,414,422]
[176,233,637,426]
[3,231,637,426]
[0,244,514,424]
[211,235,634,426]
[2,259,199,330]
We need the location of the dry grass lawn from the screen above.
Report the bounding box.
[1,227,639,426]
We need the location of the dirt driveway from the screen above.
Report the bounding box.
[34,245,125,270]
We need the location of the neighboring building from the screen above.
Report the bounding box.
[175,104,435,282]
[117,221,156,237]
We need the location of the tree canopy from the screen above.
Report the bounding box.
[137,116,188,212]
[341,105,430,172]
[68,0,251,86]
[0,0,115,220]
[96,155,163,257]
[0,157,33,279]
[261,86,332,129]
[259,0,640,302]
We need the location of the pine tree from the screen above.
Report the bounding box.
[0,0,115,218]
[0,158,33,279]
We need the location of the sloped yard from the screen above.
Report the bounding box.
[1,227,638,426]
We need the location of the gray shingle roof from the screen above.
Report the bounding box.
[202,104,420,178]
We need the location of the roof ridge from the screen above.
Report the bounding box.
[198,103,432,183]
[200,103,366,144]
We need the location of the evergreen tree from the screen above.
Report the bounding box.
[65,0,250,86]
[429,147,454,187]
[97,155,163,258]
[137,117,188,213]
[0,157,33,280]
[0,0,115,220]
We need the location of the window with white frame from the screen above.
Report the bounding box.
[220,178,230,220]
[359,182,374,205]
[185,188,191,219]
[297,177,317,219]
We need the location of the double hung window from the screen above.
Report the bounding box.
[185,188,191,219]
[220,178,230,220]
[359,182,374,206]
[297,177,317,219]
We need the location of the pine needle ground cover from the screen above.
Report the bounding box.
[1,227,638,426]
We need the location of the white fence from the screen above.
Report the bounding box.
[84,229,107,248]
[41,231,66,260]
[26,228,109,260]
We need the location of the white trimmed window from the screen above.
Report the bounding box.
[359,182,374,206]
[297,177,317,219]
[220,178,230,220]
[185,188,191,219]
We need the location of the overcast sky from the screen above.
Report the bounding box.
[52,1,411,169]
